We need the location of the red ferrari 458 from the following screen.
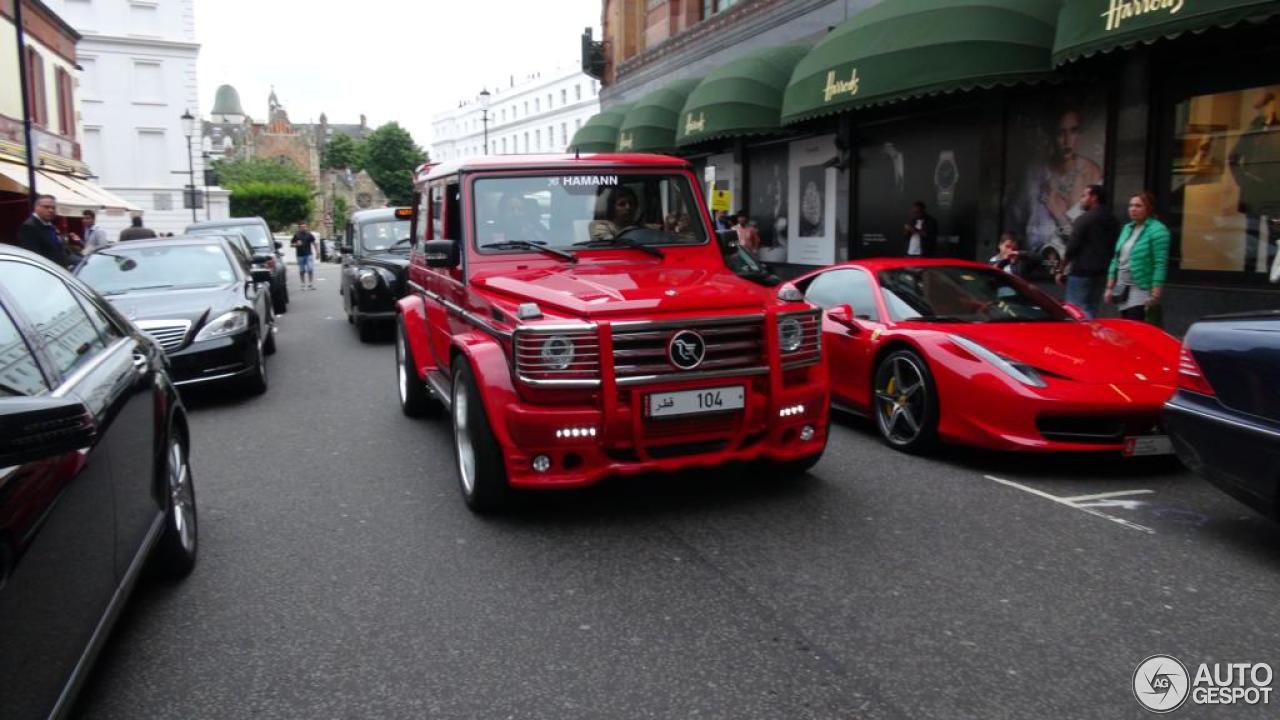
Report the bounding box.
[792,259,1181,455]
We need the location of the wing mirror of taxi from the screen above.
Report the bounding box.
[827,304,857,329]
[1062,303,1087,321]
[423,239,460,268]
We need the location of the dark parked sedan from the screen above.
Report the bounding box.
[0,244,196,720]
[76,236,276,395]
[1165,311,1280,519]
[186,217,289,314]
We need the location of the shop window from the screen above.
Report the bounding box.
[1168,84,1280,280]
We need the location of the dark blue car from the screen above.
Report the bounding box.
[1164,311,1280,519]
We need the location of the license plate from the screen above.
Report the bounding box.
[1124,435,1174,457]
[648,386,745,418]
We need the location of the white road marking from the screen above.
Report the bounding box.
[1060,489,1154,503]
[984,475,1156,535]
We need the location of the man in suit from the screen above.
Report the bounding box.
[15,194,69,267]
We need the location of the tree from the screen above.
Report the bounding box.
[213,156,311,187]
[228,182,314,231]
[361,122,426,206]
[322,133,362,171]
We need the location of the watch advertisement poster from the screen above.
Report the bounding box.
[749,143,790,263]
[1002,89,1109,273]
[787,135,839,266]
[855,114,982,260]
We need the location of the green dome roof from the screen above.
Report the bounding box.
[212,84,245,117]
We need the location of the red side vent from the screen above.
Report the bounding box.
[1177,345,1215,396]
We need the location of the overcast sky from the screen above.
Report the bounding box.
[196,0,601,153]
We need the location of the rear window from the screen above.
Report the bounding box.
[191,223,270,247]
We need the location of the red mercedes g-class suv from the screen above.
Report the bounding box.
[396,154,829,511]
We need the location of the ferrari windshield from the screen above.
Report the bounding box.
[359,220,411,252]
[473,173,708,253]
[878,266,1069,323]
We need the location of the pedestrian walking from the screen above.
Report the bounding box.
[1058,184,1118,319]
[81,209,110,251]
[14,194,70,267]
[989,232,1029,277]
[903,201,937,258]
[292,222,318,289]
[733,210,761,254]
[119,213,157,241]
[1106,191,1170,325]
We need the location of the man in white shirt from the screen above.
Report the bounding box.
[81,209,110,251]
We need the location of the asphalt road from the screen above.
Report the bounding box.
[72,261,1280,719]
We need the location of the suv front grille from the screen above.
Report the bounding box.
[136,320,192,353]
[610,315,765,384]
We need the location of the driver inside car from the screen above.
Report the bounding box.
[492,192,548,245]
[588,187,658,241]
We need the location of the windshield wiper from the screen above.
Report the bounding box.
[104,284,174,296]
[389,238,414,250]
[485,240,577,263]
[572,232,664,258]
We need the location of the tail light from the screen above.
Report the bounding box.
[513,327,600,388]
[1177,345,1215,396]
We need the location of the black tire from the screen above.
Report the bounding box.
[152,425,197,579]
[262,312,277,356]
[242,340,268,395]
[272,283,287,315]
[451,362,509,513]
[356,317,376,342]
[396,318,439,417]
[872,349,938,453]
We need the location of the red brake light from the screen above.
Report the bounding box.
[1177,345,1215,396]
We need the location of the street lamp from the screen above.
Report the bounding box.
[180,109,197,222]
[479,88,491,155]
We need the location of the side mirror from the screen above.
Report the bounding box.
[0,396,95,466]
[1062,303,1087,321]
[423,239,460,268]
[827,304,857,329]
[274,240,283,250]
[250,267,274,284]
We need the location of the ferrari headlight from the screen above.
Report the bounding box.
[194,310,251,342]
[358,269,379,290]
[540,335,575,371]
[778,316,804,353]
[949,335,1046,388]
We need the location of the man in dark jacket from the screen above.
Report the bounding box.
[903,201,938,258]
[15,194,70,267]
[119,214,157,241]
[1058,184,1117,319]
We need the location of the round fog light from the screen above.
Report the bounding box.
[532,455,552,473]
[800,425,816,442]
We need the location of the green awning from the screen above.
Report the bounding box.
[782,0,1060,124]
[676,45,810,147]
[1054,0,1280,65]
[568,103,634,153]
[616,79,703,152]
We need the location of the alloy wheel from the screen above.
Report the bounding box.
[167,438,196,554]
[875,356,927,445]
[396,330,408,405]
[453,380,476,495]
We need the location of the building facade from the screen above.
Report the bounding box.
[44,0,227,237]
[431,66,601,161]
[586,0,1280,334]
[1,0,137,244]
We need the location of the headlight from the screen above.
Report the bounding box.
[778,317,804,353]
[948,334,1046,388]
[194,310,251,342]
[540,335,575,371]
[358,269,379,290]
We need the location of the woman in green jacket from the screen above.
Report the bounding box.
[1105,191,1170,324]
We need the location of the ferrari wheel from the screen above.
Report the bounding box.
[873,349,937,453]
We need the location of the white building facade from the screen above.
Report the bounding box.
[47,0,228,238]
[431,66,600,162]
